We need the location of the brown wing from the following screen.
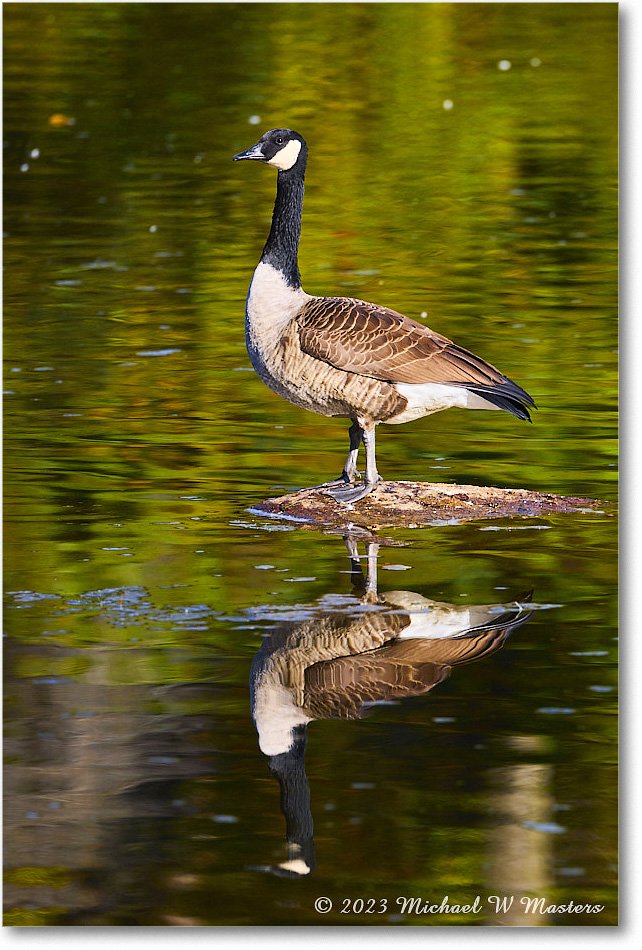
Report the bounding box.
[303,652,451,720]
[296,296,535,412]
[302,627,513,721]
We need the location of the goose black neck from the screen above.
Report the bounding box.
[261,169,305,289]
[268,726,315,870]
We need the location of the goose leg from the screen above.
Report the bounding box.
[324,423,383,503]
[345,536,365,590]
[364,540,380,598]
[342,420,362,482]
[315,421,362,488]
[344,537,379,601]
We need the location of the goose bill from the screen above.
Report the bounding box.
[233,142,266,162]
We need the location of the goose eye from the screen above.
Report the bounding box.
[275,136,284,145]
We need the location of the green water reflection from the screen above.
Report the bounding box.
[3,1,617,928]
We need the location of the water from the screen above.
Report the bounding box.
[3,2,617,928]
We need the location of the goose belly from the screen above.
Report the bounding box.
[246,315,405,422]
[246,329,350,416]
[385,381,500,424]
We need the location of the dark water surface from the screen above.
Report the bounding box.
[4,2,617,927]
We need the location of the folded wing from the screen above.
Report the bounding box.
[296,297,535,418]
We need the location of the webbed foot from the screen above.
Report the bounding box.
[312,471,359,490]
[323,477,382,504]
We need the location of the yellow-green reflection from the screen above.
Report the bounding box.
[3,1,617,928]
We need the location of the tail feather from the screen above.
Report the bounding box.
[469,388,534,421]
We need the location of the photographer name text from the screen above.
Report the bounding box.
[313,894,605,917]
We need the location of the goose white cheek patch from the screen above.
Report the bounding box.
[268,138,302,170]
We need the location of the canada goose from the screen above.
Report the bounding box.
[251,544,532,756]
[234,129,536,503]
[250,539,533,875]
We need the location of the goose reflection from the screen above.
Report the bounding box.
[250,539,533,877]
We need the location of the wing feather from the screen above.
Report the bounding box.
[296,297,535,413]
[302,626,515,720]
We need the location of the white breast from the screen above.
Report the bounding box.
[253,679,312,757]
[245,261,322,408]
[246,261,312,347]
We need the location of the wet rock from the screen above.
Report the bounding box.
[249,481,604,532]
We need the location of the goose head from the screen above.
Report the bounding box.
[233,128,307,173]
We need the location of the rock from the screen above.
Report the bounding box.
[248,481,604,532]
